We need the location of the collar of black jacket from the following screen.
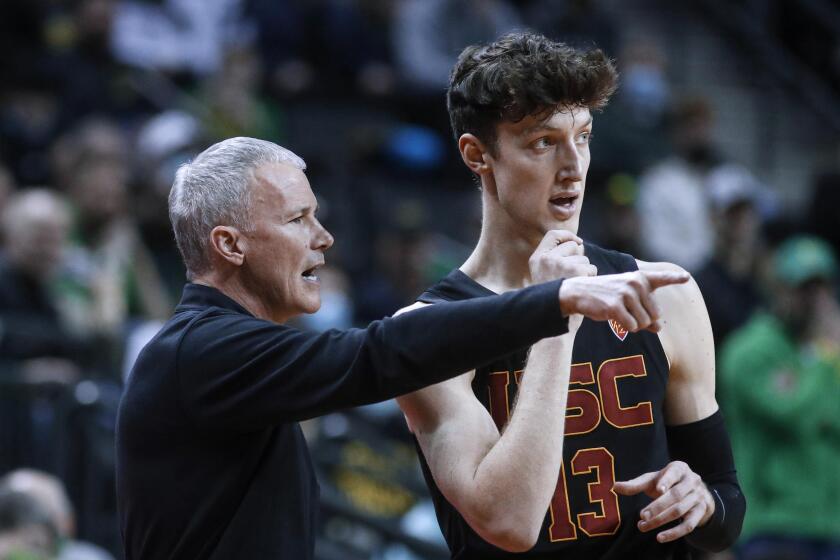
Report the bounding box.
[175,283,253,317]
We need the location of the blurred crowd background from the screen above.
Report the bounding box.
[0,0,838,559]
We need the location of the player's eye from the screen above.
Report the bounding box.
[290,216,303,224]
[577,131,593,145]
[533,137,554,149]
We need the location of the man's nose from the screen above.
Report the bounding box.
[556,142,584,182]
[314,220,334,251]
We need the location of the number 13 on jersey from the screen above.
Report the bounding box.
[487,355,655,542]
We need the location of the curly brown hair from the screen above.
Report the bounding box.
[447,31,618,153]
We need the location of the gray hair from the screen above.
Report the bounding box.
[168,137,306,279]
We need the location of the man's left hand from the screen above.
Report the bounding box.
[613,461,715,543]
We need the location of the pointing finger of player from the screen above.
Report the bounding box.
[654,503,706,543]
[642,270,690,290]
[612,471,659,498]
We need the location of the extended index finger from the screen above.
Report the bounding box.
[613,471,658,497]
[642,270,690,290]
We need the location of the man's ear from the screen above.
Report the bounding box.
[458,133,493,176]
[209,226,246,267]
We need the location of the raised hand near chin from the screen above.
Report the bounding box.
[529,230,596,333]
[528,230,597,284]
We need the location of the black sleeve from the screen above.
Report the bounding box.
[177,280,568,430]
[666,410,746,552]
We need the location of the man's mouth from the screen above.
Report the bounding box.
[549,192,579,210]
[302,263,323,283]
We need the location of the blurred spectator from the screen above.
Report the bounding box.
[1,0,133,185]
[721,236,840,560]
[0,189,90,475]
[694,164,766,350]
[614,37,669,127]
[0,189,86,374]
[393,0,521,91]
[111,0,252,76]
[354,227,428,324]
[0,487,58,560]
[637,97,723,271]
[591,37,671,176]
[198,46,282,142]
[50,0,135,123]
[320,0,396,97]
[0,470,113,560]
[57,154,171,363]
[598,173,643,257]
[245,0,316,97]
[47,116,178,376]
[49,118,129,193]
[353,199,438,324]
[0,73,62,186]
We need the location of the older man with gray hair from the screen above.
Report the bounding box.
[116,137,687,559]
[0,189,87,377]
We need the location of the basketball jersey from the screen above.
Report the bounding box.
[415,243,689,559]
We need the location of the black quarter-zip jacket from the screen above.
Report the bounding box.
[117,280,568,559]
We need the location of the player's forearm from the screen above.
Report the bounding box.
[466,336,573,549]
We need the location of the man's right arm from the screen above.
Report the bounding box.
[177,280,569,431]
[177,270,687,432]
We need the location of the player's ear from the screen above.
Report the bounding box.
[209,225,246,267]
[458,133,493,176]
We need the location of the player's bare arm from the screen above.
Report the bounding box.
[397,231,586,552]
[614,260,722,544]
[397,233,689,552]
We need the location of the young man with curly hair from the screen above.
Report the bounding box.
[396,32,746,559]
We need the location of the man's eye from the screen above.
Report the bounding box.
[290,216,303,224]
[534,137,554,149]
[577,132,593,144]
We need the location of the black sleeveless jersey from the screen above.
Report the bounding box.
[415,243,690,559]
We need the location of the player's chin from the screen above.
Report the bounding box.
[541,216,579,235]
[544,220,570,232]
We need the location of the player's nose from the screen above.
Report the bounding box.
[555,142,584,183]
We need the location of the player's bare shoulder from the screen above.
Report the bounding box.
[637,259,715,384]
[636,259,704,316]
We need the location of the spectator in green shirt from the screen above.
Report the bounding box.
[721,235,840,560]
